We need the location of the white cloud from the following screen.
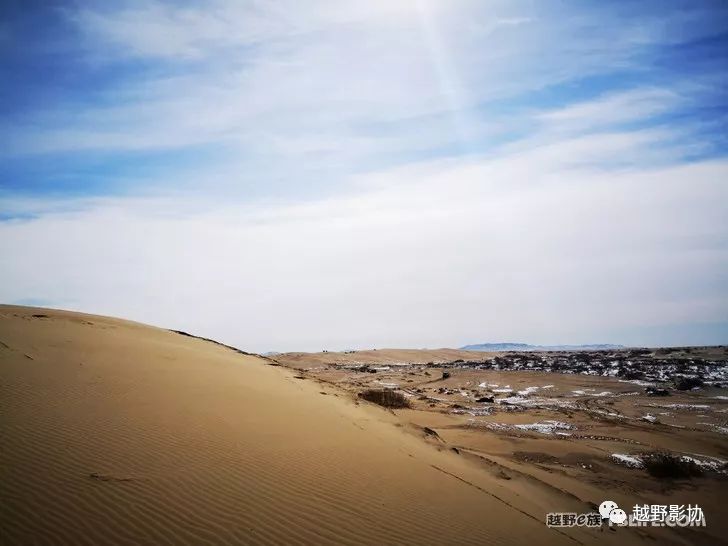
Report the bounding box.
[7,0,697,159]
[2,123,726,350]
[538,88,682,132]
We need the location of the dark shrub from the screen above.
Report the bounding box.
[645,387,670,396]
[674,377,703,391]
[642,452,702,479]
[619,368,645,380]
[359,389,411,409]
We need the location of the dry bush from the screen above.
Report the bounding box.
[359,389,411,409]
[642,452,702,479]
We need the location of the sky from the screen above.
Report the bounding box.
[1,0,727,351]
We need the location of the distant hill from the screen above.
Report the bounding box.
[461,342,624,352]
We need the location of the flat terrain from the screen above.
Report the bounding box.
[1,306,725,545]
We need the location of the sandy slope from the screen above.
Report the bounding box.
[0,305,584,546]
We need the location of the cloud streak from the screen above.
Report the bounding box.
[2,110,726,350]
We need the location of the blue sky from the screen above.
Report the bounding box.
[1,0,727,350]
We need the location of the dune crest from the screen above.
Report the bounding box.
[1,305,579,545]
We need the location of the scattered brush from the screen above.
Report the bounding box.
[642,452,703,479]
[674,377,703,391]
[359,389,411,409]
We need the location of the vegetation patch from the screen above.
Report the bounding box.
[359,389,411,409]
[642,452,703,479]
[674,377,704,391]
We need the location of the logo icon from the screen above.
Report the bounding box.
[599,500,618,519]
[609,508,627,524]
[599,500,627,524]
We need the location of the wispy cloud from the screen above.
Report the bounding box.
[537,88,683,132]
[8,1,716,157]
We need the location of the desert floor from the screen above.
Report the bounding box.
[274,347,728,546]
[1,305,725,545]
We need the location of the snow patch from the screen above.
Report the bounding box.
[571,388,612,397]
[618,379,656,387]
[512,420,574,435]
[647,403,710,410]
[516,386,540,396]
[611,453,644,468]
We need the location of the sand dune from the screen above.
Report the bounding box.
[0,305,591,545]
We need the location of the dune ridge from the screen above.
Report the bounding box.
[0,305,580,546]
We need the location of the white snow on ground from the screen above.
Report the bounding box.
[513,420,573,434]
[511,385,556,396]
[592,409,626,419]
[647,403,710,410]
[517,386,540,396]
[497,395,526,404]
[486,420,574,436]
[515,420,573,434]
[485,423,509,431]
[571,389,613,396]
[479,384,556,396]
[642,414,657,422]
[496,396,576,409]
[618,379,656,387]
[611,454,644,468]
[571,388,612,397]
[612,453,726,472]
[487,420,573,435]
[681,455,727,472]
[714,396,728,400]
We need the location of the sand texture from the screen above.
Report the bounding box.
[1,305,567,546]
